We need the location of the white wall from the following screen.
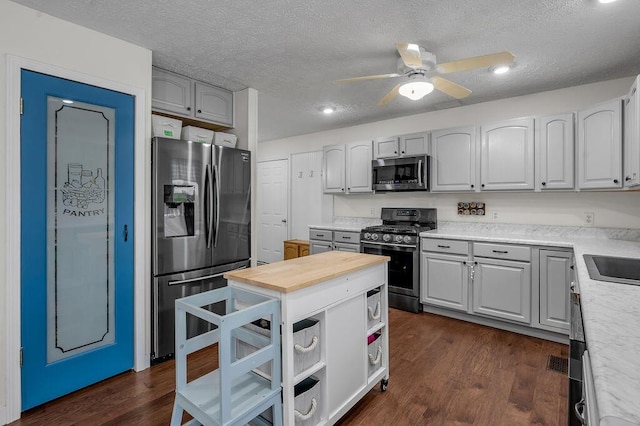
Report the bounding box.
[259,77,640,229]
[0,1,152,422]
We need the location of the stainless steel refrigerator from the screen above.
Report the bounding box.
[151,137,251,363]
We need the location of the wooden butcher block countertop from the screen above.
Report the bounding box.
[224,251,390,293]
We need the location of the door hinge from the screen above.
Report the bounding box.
[20,347,23,367]
[20,97,23,115]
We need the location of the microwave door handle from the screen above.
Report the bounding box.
[418,159,423,187]
[213,164,221,247]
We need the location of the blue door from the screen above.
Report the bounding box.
[20,70,134,410]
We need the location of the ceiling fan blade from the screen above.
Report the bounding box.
[436,51,515,74]
[377,83,402,106]
[396,42,423,68]
[432,76,472,99]
[334,73,401,83]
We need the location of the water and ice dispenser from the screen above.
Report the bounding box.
[163,184,195,238]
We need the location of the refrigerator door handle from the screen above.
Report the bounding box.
[205,164,214,249]
[213,164,221,247]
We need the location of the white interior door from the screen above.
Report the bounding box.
[257,160,289,264]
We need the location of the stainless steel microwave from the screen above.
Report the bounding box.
[372,155,430,192]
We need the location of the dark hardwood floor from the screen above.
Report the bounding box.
[12,309,568,425]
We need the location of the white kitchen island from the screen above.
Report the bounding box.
[225,251,390,426]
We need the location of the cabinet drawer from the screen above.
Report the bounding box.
[310,229,332,241]
[422,238,469,255]
[473,242,530,261]
[334,231,360,243]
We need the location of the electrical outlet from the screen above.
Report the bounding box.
[583,212,595,226]
[492,211,499,220]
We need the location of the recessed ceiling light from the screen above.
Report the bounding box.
[62,99,74,104]
[598,0,617,3]
[322,107,336,114]
[491,65,511,75]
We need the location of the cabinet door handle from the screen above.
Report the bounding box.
[625,176,631,181]
[541,182,546,186]
[342,236,351,240]
[186,106,191,111]
[613,179,619,184]
[492,250,508,254]
[316,234,324,237]
[123,224,128,242]
[470,184,475,188]
[437,244,450,249]
[197,109,202,113]
[574,398,586,425]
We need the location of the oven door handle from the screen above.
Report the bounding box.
[418,159,423,187]
[362,242,417,251]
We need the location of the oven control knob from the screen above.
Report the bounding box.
[383,234,391,242]
[364,232,371,240]
[403,235,412,244]
[395,235,403,243]
[371,233,379,241]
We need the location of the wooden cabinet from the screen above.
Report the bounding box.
[323,142,372,194]
[480,118,535,191]
[577,98,622,189]
[624,76,640,188]
[373,132,429,159]
[537,113,575,190]
[430,126,478,192]
[284,239,310,260]
[538,250,572,332]
[152,67,234,127]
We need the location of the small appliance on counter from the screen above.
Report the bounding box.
[360,207,437,313]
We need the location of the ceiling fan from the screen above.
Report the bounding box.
[335,43,515,106]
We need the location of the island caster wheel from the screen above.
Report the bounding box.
[380,379,388,392]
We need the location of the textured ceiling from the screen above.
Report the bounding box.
[11,0,640,141]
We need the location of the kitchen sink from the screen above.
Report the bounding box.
[583,254,640,286]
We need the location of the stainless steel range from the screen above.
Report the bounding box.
[360,208,437,313]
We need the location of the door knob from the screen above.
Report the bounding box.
[282,219,287,223]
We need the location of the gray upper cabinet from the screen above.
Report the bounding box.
[624,76,639,188]
[480,118,535,191]
[152,67,234,127]
[345,141,373,193]
[373,132,429,159]
[152,68,192,117]
[577,98,622,189]
[194,82,234,126]
[537,113,575,190]
[431,126,478,192]
[373,136,400,158]
[323,144,346,193]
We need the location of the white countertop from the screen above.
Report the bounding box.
[421,222,640,425]
[309,216,381,232]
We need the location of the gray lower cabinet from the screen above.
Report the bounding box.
[309,228,360,254]
[472,257,532,324]
[539,249,572,332]
[420,252,469,312]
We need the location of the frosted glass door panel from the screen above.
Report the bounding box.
[46,97,115,362]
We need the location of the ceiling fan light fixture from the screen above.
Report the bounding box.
[398,79,434,101]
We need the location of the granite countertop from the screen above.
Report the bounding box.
[225,251,389,293]
[421,222,640,425]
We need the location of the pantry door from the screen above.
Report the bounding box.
[20,70,134,410]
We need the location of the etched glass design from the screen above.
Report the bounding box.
[46,97,115,362]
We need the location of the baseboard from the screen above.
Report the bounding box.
[422,304,569,345]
